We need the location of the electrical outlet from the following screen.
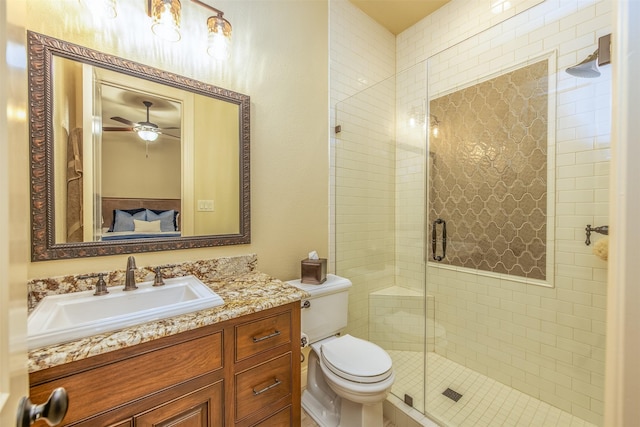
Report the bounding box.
[197,200,214,212]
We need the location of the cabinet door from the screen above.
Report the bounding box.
[135,381,223,427]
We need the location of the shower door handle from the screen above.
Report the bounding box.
[432,218,447,261]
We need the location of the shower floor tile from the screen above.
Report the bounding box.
[387,351,598,427]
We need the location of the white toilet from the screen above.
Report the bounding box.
[288,274,395,427]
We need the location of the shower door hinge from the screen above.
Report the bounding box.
[335,125,341,134]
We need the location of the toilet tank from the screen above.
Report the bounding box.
[287,274,352,344]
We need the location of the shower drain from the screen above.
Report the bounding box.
[442,388,463,402]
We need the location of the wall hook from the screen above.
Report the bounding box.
[585,224,608,246]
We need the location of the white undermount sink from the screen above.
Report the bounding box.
[28,275,224,350]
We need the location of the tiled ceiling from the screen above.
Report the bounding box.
[349,0,452,35]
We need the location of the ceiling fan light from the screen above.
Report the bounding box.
[134,125,160,142]
[151,0,181,42]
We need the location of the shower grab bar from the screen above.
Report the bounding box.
[432,218,447,261]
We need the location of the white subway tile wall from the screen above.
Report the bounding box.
[330,0,396,338]
[329,0,396,278]
[330,0,609,425]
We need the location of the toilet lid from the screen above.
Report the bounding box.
[320,334,393,383]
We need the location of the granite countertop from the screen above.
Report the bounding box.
[28,271,309,373]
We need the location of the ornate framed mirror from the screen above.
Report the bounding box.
[28,31,250,261]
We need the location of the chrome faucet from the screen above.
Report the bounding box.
[123,256,138,291]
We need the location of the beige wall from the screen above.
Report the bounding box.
[24,0,329,280]
[193,95,239,236]
[102,135,182,199]
[52,57,82,242]
[1,1,30,423]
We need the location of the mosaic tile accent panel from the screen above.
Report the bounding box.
[428,60,548,280]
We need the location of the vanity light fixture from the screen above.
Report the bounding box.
[192,0,232,60]
[148,0,182,42]
[80,0,118,18]
[147,0,232,59]
[206,12,232,60]
[430,114,440,138]
[100,0,118,18]
[408,105,425,128]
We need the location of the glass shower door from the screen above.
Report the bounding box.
[334,63,428,414]
[421,11,607,424]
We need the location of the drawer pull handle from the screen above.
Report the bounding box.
[253,330,281,343]
[253,378,282,396]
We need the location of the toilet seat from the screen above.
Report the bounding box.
[320,334,393,384]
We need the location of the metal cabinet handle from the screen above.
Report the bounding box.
[432,218,447,261]
[253,378,282,396]
[16,387,69,427]
[252,330,281,343]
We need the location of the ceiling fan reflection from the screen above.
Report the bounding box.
[103,101,180,140]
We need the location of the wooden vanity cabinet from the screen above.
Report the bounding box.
[29,302,301,427]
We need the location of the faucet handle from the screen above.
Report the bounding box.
[153,267,165,287]
[79,273,109,296]
[153,264,178,287]
[94,273,109,296]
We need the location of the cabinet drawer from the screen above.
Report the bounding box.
[251,406,291,426]
[235,353,292,421]
[235,311,292,361]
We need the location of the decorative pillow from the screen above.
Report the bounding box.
[146,209,178,232]
[133,219,162,232]
[112,209,146,232]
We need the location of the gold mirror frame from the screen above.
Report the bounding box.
[28,31,250,261]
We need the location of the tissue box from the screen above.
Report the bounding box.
[301,258,327,284]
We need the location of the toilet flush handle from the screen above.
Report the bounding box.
[301,300,311,309]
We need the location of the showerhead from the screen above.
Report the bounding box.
[566,49,600,78]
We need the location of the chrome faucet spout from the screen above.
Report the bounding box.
[124,256,138,291]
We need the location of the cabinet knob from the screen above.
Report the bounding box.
[16,387,69,427]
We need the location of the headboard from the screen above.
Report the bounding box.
[101,197,181,229]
